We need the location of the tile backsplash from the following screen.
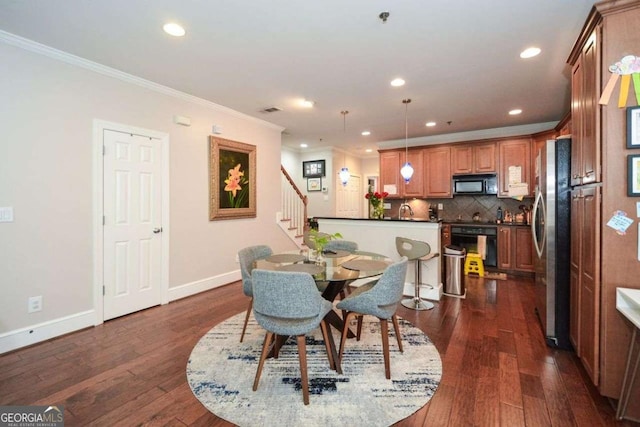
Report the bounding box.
[387,196,533,223]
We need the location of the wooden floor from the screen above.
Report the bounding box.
[0,275,634,426]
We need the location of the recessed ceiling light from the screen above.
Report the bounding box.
[163,23,186,37]
[365,149,373,153]
[520,47,541,59]
[300,143,308,148]
[390,78,405,87]
[509,109,523,115]
[425,121,436,127]
[300,99,315,108]
[361,131,371,136]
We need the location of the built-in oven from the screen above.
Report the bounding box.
[450,224,498,268]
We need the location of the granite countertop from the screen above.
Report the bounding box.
[442,220,530,227]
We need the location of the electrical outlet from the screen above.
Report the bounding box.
[438,203,444,210]
[28,296,42,313]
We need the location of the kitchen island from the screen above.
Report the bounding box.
[316,217,442,301]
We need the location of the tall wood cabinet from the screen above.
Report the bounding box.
[379,151,402,198]
[568,1,640,408]
[570,185,601,385]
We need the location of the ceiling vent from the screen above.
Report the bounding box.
[261,106,282,113]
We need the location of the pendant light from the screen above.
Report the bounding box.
[400,99,414,183]
[339,110,350,186]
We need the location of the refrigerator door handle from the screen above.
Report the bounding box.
[532,190,546,259]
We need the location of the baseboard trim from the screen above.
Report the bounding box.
[168,271,240,302]
[0,310,95,354]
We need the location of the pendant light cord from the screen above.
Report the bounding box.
[403,99,411,157]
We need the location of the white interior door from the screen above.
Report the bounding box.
[103,129,163,320]
[335,174,361,218]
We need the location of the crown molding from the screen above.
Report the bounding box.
[0,30,284,133]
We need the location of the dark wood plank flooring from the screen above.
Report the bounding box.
[0,276,634,426]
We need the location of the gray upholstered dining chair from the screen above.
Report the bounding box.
[324,239,358,253]
[251,269,334,405]
[336,256,408,379]
[237,245,273,342]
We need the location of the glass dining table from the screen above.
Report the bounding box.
[254,249,392,374]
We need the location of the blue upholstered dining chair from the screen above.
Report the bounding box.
[237,245,273,342]
[324,239,358,253]
[251,269,334,405]
[336,256,408,379]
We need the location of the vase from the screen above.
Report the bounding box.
[372,202,385,220]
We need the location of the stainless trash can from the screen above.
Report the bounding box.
[444,245,466,296]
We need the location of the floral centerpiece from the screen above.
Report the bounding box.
[365,190,388,219]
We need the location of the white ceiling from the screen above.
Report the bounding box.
[0,0,594,155]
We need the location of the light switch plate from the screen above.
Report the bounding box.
[0,207,14,222]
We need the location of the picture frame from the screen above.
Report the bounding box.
[307,177,322,192]
[302,159,326,178]
[209,136,256,220]
[627,154,640,196]
[627,106,640,148]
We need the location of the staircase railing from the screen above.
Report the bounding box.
[281,165,308,238]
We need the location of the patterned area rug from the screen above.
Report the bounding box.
[187,313,442,427]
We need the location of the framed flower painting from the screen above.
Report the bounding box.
[209,136,256,220]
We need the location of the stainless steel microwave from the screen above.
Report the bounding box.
[452,174,498,195]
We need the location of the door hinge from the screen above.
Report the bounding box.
[103,285,105,296]
[103,215,106,225]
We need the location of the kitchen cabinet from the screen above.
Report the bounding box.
[379,149,425,198]
[451,142,496,175]
[567,1,640,404]
[497,226,534,273]
[402,149,425,198]
[379,151,402,198]
[570,186,601,385]
[570,28,600,187]
[424,146,451,198]
[498,138,532,198]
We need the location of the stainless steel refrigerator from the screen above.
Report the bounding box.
[532,136,571,349]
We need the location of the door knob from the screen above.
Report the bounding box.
[153,227,163,234]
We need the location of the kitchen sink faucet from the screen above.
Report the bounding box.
[398,203,414,220]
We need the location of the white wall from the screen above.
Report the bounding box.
[0,40,295,343]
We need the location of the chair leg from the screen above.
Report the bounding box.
[240,298,253,342]
[380,318,391,379]
[296,335,310,405]
[356,315,363,341]
[319,320,335,371]
[253,332,274,391]
[338,312,357,366]
[391,314,403,353]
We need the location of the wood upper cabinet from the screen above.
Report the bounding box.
[379,151,402,198]
[497,226,534,272]
[379,149,425,198]
[498,138,532,198]
[401,149,425,198]
[451,143,496,175]
[571,28,601,187]
[424,146,452,198]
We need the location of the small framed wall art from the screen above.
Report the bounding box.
[307,177,322,192]
[302,160,325,178]
[627,106,640,148]
[627,154,640,196]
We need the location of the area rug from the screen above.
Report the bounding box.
[187,313,442,427]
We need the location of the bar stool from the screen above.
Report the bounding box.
[395,237,439,311]
[464,253,485,277]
